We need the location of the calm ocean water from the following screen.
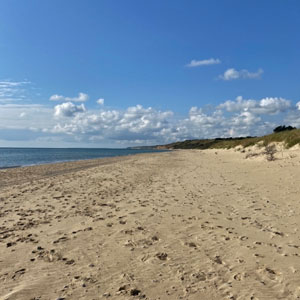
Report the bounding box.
[0,148,166,169]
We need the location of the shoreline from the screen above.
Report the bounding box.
[1,149,300,299]
[0,165,21,170]
[0,151,168,189]
[0,148,168,172]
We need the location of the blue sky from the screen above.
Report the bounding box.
[0,0,300,147]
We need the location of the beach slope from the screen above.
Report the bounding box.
[1,150,300,299]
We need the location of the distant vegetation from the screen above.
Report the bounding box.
[273,125,296,133]
[157,126,300,150]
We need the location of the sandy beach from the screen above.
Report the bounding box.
[1,149,300,300]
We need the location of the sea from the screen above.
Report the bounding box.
[0,147,166,169]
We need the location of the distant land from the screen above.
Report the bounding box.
[127,146,159,150]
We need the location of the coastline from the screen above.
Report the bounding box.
[1,149,300,299]
[0,151,165,189]
[0,147,168,170]
[0,165,21,170]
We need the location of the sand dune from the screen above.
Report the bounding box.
[1,149,300,299]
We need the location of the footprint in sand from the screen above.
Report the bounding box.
[155,252,168,261]
[53,236,69,244]
[257,266,282,282]
[192,272,206,282]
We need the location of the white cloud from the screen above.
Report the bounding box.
[52,105,174,142]
[0,80,30,87]
[186,58,221,67]
[0,80,31,103]
[177,105,273,139]
[219,96,291,115]
[0,104,53,131]
[219,96,256,112]
[220,68,240,80]
[219,68,263,80]
[54,102,86,118]
[50,97,281,145]
[49,94,65,101]
[50,92,89,102]
[97,98,104,105]
[283,102,300,128]
[231,111,261,127]
[0,95,298,146]
[258,97,291,114]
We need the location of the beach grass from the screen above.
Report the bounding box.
[160,128,300,150]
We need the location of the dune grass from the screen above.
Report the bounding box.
[161,129,300,150]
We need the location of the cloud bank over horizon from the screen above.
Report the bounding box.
[0,82,299,147]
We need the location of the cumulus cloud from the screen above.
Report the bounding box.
[49,94,65,101]
[50,96,287,145]
[50,92,89,102]
[1,95,298,146]
[54,102,86,118]
[219,96,291,115]
[219,68,263,80]
[178,104,275,139]
[258,97,291,114]
[281,102,300,129]
[186,58,221,67]
[219,96,256,112]
[52,104,174,142]
[97,98,104,105]
[231,111,261,127]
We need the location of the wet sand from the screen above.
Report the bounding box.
[1,149,300,299]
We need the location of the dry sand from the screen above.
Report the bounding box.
[1,149,300,300]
